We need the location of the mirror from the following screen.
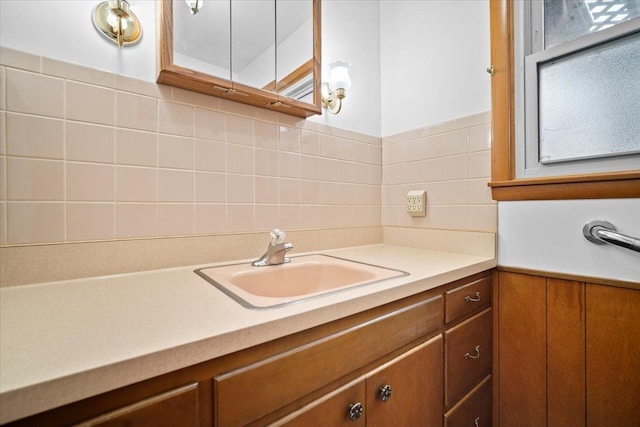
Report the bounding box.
[157,0,321,117]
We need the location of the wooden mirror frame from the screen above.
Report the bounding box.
[488,0,640,201]
[157,0,322,118]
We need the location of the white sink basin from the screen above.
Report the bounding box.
[195,254,408,308]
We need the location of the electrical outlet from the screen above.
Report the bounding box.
[406,190,426,217]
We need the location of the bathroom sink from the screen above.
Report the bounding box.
[195,254,408,309]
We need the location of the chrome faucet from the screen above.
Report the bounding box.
[252,229,293,267]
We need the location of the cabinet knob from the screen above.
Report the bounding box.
[465,292,481,303]
[378,384,392,401]
[347,402,364,421]
[474,416,481,427]
[464,345,481,360]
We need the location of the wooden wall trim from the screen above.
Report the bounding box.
[489,0,514,183]
[496,266,639,290]
[488,0,640,201]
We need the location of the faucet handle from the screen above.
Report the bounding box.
[270,228,286,245]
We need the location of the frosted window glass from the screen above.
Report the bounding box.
[545,0,640,48]
[537,31,640,163]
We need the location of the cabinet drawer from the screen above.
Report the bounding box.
[215,295,443,427]
[445,275,492,324]
[76,383,200,427]
[444,375,492,427]
[445,308,492,406]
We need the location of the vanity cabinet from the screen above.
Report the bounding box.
[4,271,493,427]
[213,293,443,426]
[272,335,443,426]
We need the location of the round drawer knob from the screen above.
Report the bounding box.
[347,402,364,421]
[378,384,392,401]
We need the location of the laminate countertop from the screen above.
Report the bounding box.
[0,243,496,423]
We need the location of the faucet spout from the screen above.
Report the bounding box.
[252,230,293,267]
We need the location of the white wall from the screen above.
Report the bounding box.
[307,0,382,137]
[379,0,491,137]
[499,199,640,283]
[0,0,157,82]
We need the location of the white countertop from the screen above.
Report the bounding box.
[0,244,496,423]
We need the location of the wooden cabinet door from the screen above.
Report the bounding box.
[365,335,443,427]
[270,381,366,427]
[586,284,640,427]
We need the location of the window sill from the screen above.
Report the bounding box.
[489,171,640,201]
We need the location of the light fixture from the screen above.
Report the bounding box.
[321,60,352,115]
[91,0,142,47]
[185,0,204,14]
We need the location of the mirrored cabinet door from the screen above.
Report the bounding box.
[172,0,231,81]
[157,0,321,117]
[232,0,276,90]
[275,0,314,103]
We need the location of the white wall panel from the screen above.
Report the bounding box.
[498,199,640,283]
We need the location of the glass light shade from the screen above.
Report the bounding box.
[185,0,204,14]
[321,82,331,99]
[329,60,351,91]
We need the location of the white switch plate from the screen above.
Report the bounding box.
[406,190,426,216]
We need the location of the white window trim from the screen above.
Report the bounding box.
[514,2,640,179]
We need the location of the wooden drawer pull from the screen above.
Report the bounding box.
[474,416,480,427]
[465,292,481,303]
[464,345,481,360]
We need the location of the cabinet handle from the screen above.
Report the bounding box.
[465,292,481,303]
[464,345,481,360]
[347,402,364,421]
[378,384,392,401]
[474,416,480,427]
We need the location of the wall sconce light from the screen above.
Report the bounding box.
[321,60,351,115]
[185,0,204,14]
[91,0,142,47]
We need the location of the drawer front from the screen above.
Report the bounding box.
[76,383,200,427]
[445,275,492,324]
[215,295,443,427]
[444,375,492,427]
[445,308,492,406]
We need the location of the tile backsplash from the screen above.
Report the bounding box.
[0,48,381,246]
[0,47,495,249]
[382,112,496,232]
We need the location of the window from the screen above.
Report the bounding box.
[487,0,640,200]
[515,0,640,178]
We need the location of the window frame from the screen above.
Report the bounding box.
[488,0,640,201]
